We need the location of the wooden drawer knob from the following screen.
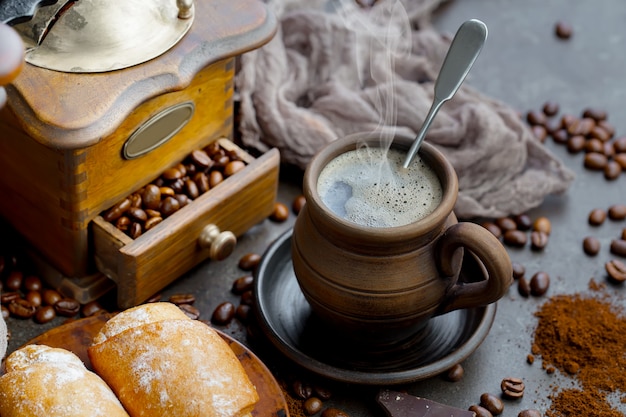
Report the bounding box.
[198,224,236,261]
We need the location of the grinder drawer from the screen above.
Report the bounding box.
[92,139,280,308]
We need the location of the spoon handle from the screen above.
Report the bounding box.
[403,19,487,168]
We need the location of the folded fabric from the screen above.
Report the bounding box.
[236,0,574,218]
[0,315,6,359]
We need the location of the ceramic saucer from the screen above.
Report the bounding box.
[254,229,497,385]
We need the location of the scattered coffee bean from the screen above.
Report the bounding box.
[532,217,551,235]
[512,262,525,280]
[604,161,622,180]
[236,304,251,322]
[606,259,626,283]
[468,405,493,417]
[582,236,600,256]
[622,228,626,240]
[178,303,201,320]
[23,275,42,292]
[512,214,532,231]
[270,202,290,222]
[34,305,56,324]
[584,152,608,170]
[610,239,626,257]
[25,290,42,308]
[615,153,626,169]
[240,290,254,306]
[81,300,105,317]
[479,393,504,415]
[303,397,323,416]
[526,110,547,126]
[608,204,626,220]
[293,195,307,215]
[496,217,517,232]
[518,410,541,417]
[5,270,22,291]
[54,298,80,317]
[588,208,607,226]
[292,380,313,400]
[168,293,196,305]
[313,385,333,401]
[211,301,236,325]
[501,377,525,399]
[527,354,535,364]
[542,101,559,117]
[481,222,502,239]
[321,408,349,417]
[8,299,36,319]
[232,275,254,294]
[530,231,549,251]
[0,291,20,305]
[530,271,550,296]
[503,230,527,247]
[518,277,531,297]
[445,363,464,382]
[238,253,261,271]
[566,135,585,153]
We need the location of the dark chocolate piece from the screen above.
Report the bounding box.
[377,390,476,417]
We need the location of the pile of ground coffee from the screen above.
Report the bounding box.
[532,286,626,416]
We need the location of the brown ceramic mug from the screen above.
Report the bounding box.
[292,132,512,346]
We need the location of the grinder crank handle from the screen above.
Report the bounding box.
[0,22,24,108]
[436,221,513,313]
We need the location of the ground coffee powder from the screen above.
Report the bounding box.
[532,284,626,416]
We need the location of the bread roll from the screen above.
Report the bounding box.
[0,344,130,417]
[88,302,259,417]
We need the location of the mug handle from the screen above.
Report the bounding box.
[436,222,513,313]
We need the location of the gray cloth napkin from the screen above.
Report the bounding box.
[236,0,574,219]
[0,315,6,359]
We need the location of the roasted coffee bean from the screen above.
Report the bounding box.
[582,236,600,256]
[530,271,550,296]
[531,125,547,142]
[585,138,604,153]
[144,216,163,231]
[169,178,185,194]
[194,172,210,194]
[213,154,231,170]
[532,216,551,235]
[211,301,235,325]
[615,153,626,170]
[145,293,163,303]
[468,405,493,417]
[81,300,105,317]
[162,167,183,180]
[588,208,607,226]
[503,230,527,247]
[501,377,525,399]
[445,363,464,382]
[303,397,323,416]
[23,275,42,292]
[604,161,622,180]
[622,228,626,240]
[190,149,212,168]
[169,293,196,305]
[598,120,615,138]
[518,410,541,417]
[512,262,525,279]
[530,231,548,251]
[42,289,62,306]
[54,298,80,317]
[115,216,131,231]
[292,380,313,400]
[34,305,56,323]
[178,303,200,320]
[103,198,131,222]
[1,305,8,319]
[608,204,626,220]
[129,193,142,208]
[566,135,585,153]
[567,117,594,136]
[240,290,254,306]
[604,140,616,158]
[518,277,531,297]
[142,184,162,210]
[25,290,42,308]
[209,170,224,188]
[480,393,504,415]
[236,304,251,322]
[606,259,626,283]
[238,253,261,271]
[293,195,307,215]
[159,196,180,217]
[128,207,148,222]
[224,160,246,177]
[526,110,547,126]
[495,217,517,232]
[542,101,559,117]
[583,107,608,122]
[270,202,290,222]
[512,214,532,231]
[175,193,192,208]
[129,222,142,239]
[551,129,569,144]
[5,270,22,291]
[610,239,626,257]
[313,385,333,401]
[0,291,20,304]
[321,408,349,417]
[9,299,36,319]
[584,152,608,170]
[481,222,502,238]
[159,186,176,197]
[184,179,199,199]
[232,275,254,295]
[555,21,573,39]
[204,142,222,156]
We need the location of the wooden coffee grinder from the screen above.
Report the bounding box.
[0,0,279,308]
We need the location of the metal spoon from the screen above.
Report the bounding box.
[402,19,488,168]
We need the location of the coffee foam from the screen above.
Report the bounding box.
[317,147,442,228]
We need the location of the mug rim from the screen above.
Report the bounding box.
[303,131,458,243]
